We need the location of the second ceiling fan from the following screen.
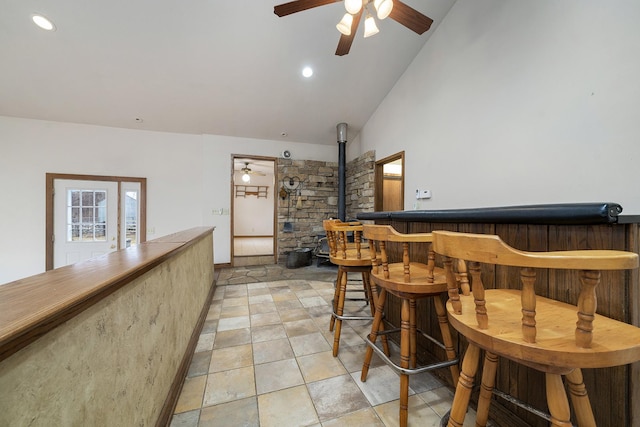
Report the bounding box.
[273,0,433,56]
[239,162,266,183]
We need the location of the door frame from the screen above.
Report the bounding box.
[374,151,405,211]
[230,155,278,265]
[45,173,147,271]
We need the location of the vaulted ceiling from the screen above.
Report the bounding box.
[0,0,456,145]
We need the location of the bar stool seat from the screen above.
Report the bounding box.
[361,224,460,427]
[432,230,640,427]
[323,220,387,357]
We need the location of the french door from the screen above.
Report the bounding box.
[45,173,147,270]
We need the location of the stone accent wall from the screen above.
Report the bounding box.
[346,150,376,220]
[277,159,339,263]
[276,151,375,264]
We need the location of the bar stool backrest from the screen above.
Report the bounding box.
[363,224,437,283]
[322,219,366,261]
[431,230,639,348]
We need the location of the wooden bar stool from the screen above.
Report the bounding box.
[323,220,388,357]
[431,230,640,427]
[361,224,460,427]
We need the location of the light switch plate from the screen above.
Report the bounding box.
[416,189,432,199]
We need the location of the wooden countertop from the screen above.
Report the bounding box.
[0,227,214,362]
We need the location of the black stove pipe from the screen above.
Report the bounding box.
[337,123,347,221]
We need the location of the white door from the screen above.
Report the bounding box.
[54,179,119,268]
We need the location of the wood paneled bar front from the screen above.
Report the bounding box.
[358,204,640,427]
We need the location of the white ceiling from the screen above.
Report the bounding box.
[0,0,456,146]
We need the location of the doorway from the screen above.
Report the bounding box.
[53,179,118,268]
[374,151,405,211]
[45,173,147,270]
[231,155,277,266]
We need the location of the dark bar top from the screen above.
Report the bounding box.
[358,202,640,225]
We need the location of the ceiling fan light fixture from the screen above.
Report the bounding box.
[344,0,362,15]
[274,0,433,56]
[363,12,379,38]
[336,13,353,36]
[374,0,393,20]
[242,173,251,183]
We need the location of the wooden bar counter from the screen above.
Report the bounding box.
[358,203,640,427]
[0,227,215,426]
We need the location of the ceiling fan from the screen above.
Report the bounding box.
[239,162,266,183]
[273,0,433,56]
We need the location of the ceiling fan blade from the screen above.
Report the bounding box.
[335,10,363,56]
[274,0,341,17]
[388,0,433,35]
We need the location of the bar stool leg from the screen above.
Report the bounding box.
[363,272,375,316]
[546,373,573,427]
[366,276,390,356]
[332,268,348,356]
[409,298,417,369]
[361,288,387,381]
[475,351,498,427]
[329,268,344,332]
[447,344,481,427]
[399,297,411,427]
[565,369,596,427]
[433,296,460,384]
[363,272,389,356]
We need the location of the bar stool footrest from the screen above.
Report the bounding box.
[364,329,459,377]
[491,388,552,423]
[332,311,374,321]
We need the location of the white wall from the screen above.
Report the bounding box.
[7,1,637,283]
[0,117,200,284]
[360,0,640,213]
[233,171,275,236]
[201,134,336,266]
[0,116,336,284]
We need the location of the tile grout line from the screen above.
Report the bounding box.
[173,266,460,427]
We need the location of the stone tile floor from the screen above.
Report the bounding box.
[170,263,479,427]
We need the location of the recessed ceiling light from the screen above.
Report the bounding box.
[32,14,56,31]
[302,67,313,78]
[135,117,144,123]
